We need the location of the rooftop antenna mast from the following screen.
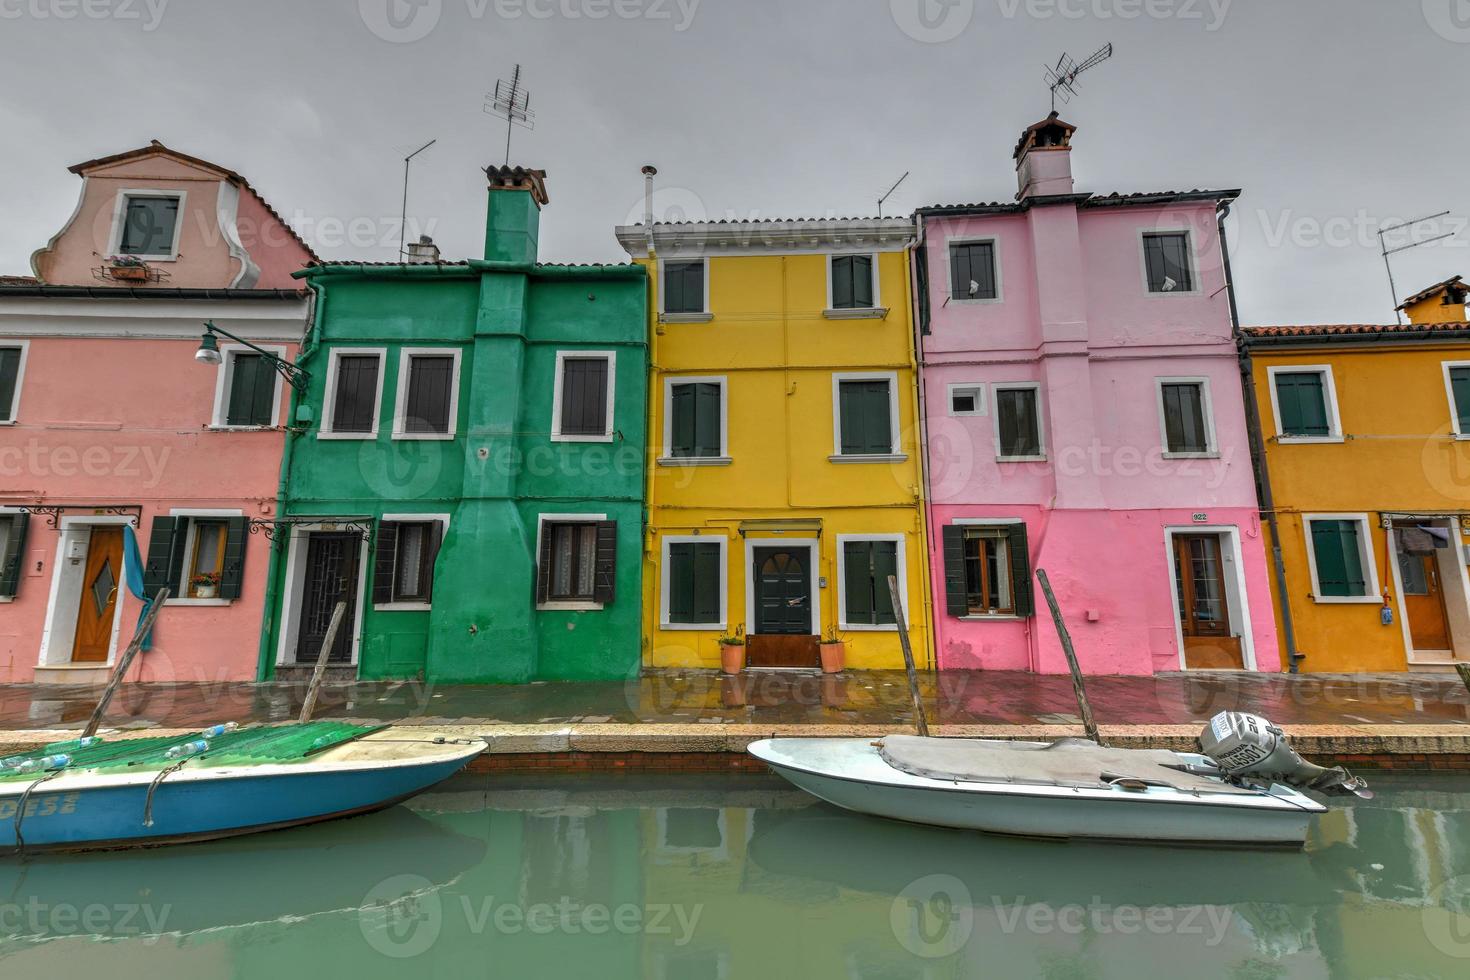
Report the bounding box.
[484,64,535,167]
[1045,43,1114,112]
[877,171,910,219]
[398,138,437,259]
[1377,210,1457,324]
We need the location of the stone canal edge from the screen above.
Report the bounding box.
[4,723,1470,772]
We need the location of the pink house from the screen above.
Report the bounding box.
[0,142,314,684]
[918,114,1278,675]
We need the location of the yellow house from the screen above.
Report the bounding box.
[615,214,930,669]
[1242,278,1470,671]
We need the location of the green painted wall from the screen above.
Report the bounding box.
[264,185,647,683]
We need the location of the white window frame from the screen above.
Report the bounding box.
[1138,227,1201,297]
[1155,376,1219,458]
[1266,364,1343,444]
[0,340,29,425]
[830,371,905,462]
[165,508,245,607]
[391,347,462,441]
[319,347,387,441]
[944,235,1003,305]
[836,533,908,632]
[374,512,451,611]
[535,512,608,611]
[551,350,617,443]
[659,534,728,631]
[107,189,186,262]
[824,252,885,319]
[950,517,1027,621]
[946,382,986,417]
[658,258,712,322]
[1443,360,1470,439]
[1301,513,1381,604]
[659,375,730,466]
[992,382,1046,462]
[209,343,285,430]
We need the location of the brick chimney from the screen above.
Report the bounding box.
[1013,112,1077,201]
[483,166,549,265]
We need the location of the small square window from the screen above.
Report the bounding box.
[836,377,896,456]
[949,241,998,300]
[665,540,723,627]
[375,520,444,605]
[1306,518,1373,599]
[399,352,457,436]
[554,353,614,440]
[663,261,706,315]
[327,352,383,435]
[1271,369,1335,438]
[668,380,724,459]
[1143,231,1194,293]
[537,519,617,607]
[118,195,181,257]
[223,352,279,427]
[948,385,984,417]
[994,385,1043,459]
[1159,380,1214,455]
[831,254,875,310]
[185,520,229,599]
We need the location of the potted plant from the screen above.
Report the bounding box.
[819,629,845,674]
[107,255,152,282]
[717,634,745,675]
[191,572,221,599]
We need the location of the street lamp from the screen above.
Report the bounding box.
[194,321,309,392]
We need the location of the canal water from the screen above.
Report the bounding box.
[2,772,1468,978]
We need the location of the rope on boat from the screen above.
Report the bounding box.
[143,758,192,828]
[11,769,65,860]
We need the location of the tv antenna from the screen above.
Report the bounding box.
[877,171,910,219]
[484,64,535,166]
[1045,43,1114,112]
[398,138,437,259]
[1378,211,1457,324]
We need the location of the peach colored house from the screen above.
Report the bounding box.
[917,114,1278,675]
[0,142,314,684]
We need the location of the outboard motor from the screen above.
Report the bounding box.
[1199,711,1371,799]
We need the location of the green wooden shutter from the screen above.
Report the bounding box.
[143,517,180,597]
[1276,372,1329,436]
[1007,523,1034,617]
[1451,367,1470,432]
[840,381,892,455]
[667,542,694,623]
[422,521,444,603]
[535,525,554,605]
[1311,520,1366,597]
[0,513,29,598]
[873,540,899,626]
[219,517,248,600]
[373,521,399,604]
[694,383,721,457]
[832,256,854,309]
[227,354,277,427]
[593,520,618,605]
[941,525,967,617]
[692,543,721,623]
[843,541,874,625]
[670,384,694,457]
[851,255,873,308]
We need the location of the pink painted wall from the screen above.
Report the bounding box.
[921,147,1277,675]
[0,335,298,683]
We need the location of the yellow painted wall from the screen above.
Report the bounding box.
[1403,293,1467,325]
[1252,341,1470,672]
[640,249,932,669]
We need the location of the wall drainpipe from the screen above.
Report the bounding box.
[1219,201,1303,673]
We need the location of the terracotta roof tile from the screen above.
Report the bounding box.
[1244,322,1470,340]
[1396,275,1465,310]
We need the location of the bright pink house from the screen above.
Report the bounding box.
[918,114,1277,675]
[0,142,314,685]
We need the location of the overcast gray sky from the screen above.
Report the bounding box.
[2,0,1466,324]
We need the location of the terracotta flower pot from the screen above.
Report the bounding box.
[110,264,150,282]
[719,643,745,675]
[819,641,845,674]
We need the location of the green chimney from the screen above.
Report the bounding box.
[483,166,548,265]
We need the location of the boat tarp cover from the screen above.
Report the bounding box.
[878,735,1259,794]
[0,722,383,782]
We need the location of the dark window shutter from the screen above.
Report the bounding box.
[873,540,899,625]
[560,357,610,436]
[219,517,248,600]
[1452,367,1470,431]
[694,383,721,457]
[332,354,381,433]
[422,520,444,603]
[226,353,277,427]
[670,384,694,457]
[404,355,454,434]
[692,543,720,623]
[374,521,400,604]
[0,347,23,422]
[0,513,29,598]
[832,256,854,309]
[915,245,932,335]
[664,262,704,314]
[942,525,968,617]
[1276,372,1329,436]
[843,541,874,625]
[143,517,179,596]
[1311,520,1365,597]
[852,255,873,307]
[1007,523,1034,617]
[667,543,694,622]
[535,524,554,605]
[120,196,179,255]
[839,381,892,455]
[593,520,618,604]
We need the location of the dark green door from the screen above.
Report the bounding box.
[753,547,812,635]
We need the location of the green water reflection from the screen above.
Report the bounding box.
[2,772,1469,978]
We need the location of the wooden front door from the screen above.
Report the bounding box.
[1173,534,1244,669]
[748,546,819,668]
[71,526,124,663]
[1399,549,1452,652]
[295,533,361,665]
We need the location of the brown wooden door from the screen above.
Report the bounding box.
[1173,534,1244,669]
[1399,550,1452,651]
[71,526,124,663]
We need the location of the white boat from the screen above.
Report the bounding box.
[748,713,1369,849]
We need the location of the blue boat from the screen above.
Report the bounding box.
[1,723,484,854]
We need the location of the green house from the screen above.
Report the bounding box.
[261,167,648,683]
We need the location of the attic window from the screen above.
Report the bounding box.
[117,194,182,258]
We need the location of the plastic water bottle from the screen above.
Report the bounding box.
[3,737,102,768]
[164,740,210,760]
[201,723,238,739]
[12,754,71,775]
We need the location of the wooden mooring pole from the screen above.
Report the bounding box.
[1035,569,1103,746]
[887,575,929,738]
[299,601,348,724]
[84,588,170,739]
